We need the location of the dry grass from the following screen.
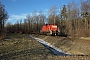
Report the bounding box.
[0,33,90,60]
[36,35,90,55]
[0,33,53,60]
[80,37,90,40]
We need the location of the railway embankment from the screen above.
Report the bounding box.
[31,34,90,55]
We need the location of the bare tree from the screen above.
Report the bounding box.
[48,5,57,24]
[26,14,32,33]
[39,11,45,31]
[67,0,79,37]
[24,19,28,33]
[19,19,22,31]
[6,22,13,33]
[16,20,19,32]
[32,11,39,32]
[0,2,8,39]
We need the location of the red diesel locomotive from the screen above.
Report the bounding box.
[41,24,59,35]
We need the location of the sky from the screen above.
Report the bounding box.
[0,0,82,24]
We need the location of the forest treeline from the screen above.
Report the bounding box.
[0,0,90,40]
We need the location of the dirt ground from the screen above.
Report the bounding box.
[0,33,90,60]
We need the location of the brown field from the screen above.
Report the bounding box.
[0,33,90,60]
